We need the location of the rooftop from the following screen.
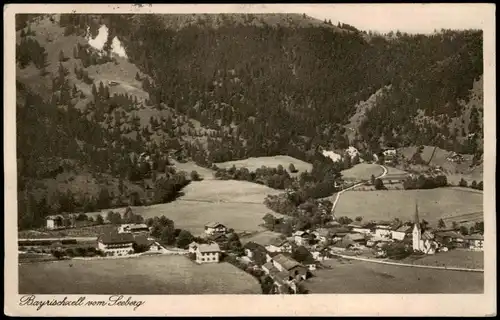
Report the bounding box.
[465,234,484,241]
[205,222,225,228]
[268,238,290,247]
[198,242,221,253]
[244,241,267,253]
[272,254,303,271]
[98,232,135,245]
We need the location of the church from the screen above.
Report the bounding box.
[412,202,438,254]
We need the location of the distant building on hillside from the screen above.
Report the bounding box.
[46,213,77,230]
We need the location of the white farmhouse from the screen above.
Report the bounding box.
[195,242,221,264]
[97,232,135,256]
[204,222,227,235]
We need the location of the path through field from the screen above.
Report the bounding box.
[331,164,388,218]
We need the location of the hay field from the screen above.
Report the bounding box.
[215,155,312,176]
[133,180,283,235]
[305,258,483,293]
[401,250,484,270]
[240,230,283,246]
[334,188,483,225]
[19,255,261,294]
[341,163,384,181]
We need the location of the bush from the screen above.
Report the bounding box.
[190,170,202,181]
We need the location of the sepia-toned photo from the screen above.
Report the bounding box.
[4,3,496,317]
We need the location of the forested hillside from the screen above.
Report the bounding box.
[15,14,483,229]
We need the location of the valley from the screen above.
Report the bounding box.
[14,12,485,297]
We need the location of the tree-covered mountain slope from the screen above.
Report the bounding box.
[15,13,483,229]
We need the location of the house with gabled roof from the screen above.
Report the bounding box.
[266,238,293,253]
[243,242,268,265]
[465,234,484,251]
[195,242,221,264]
[270,253,308,281]
[204,222,227,235]
[97,232,135,256]
[391,225,412,241]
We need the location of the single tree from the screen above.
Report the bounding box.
[374,178,385,190]
[438,219,446,229]
[190,170,201,181]
[289,163,298,173]
[459,178,468,187]
[95,214,104,225]
[176,230,194,249]
[355,216,363,222]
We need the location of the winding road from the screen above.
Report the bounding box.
[331,164,388,218]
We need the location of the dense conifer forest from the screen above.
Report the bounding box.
[15,14,483,229]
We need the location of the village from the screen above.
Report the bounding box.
[19,197,485,295]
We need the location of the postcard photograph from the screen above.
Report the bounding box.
[4,3,496,317]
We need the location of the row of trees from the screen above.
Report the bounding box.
[402,175,448,190]
[214,164,293,190]
[458,178,484,190]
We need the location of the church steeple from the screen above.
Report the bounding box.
[414,201,421,230]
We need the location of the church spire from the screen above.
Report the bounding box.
[414,201,420,230]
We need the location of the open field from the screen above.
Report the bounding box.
[401,250,484,270]
[239,230,283,246]
[341,163,383,181]
[19,255,261,294]
[180,179,282,203]
[133,202,279,235]
[398,145,483,185]
[132,180,283,235]
[215,155,312,176]
[334,188,483,225]
[305,258,483,293]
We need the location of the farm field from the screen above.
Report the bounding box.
[305,258,483,293]
[215,155,312,176]
[180,179,282,203]
[19,255,261,294]
[341,163,384,181]
[333,188,483,225]
[240,230,283,246]
[133,180,283,235]
[400,250,484,270]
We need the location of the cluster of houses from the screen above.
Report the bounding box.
[187,222,229,264]
[96,222,162,256]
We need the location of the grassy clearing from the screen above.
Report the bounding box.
[306,259,483,293]
[180,179,282,203]
[341,163,383,181]
[240,230,283,246]
[334,188,483,225]
[133,202,277,236]
[19,255,261,294]
[215,155,312,177]
[131,180,283,235]
[401,250,484,270]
